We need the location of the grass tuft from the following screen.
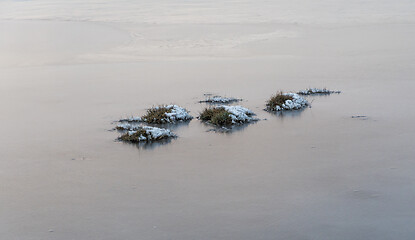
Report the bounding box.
[116,125,130,131]
[142,106,172,124]
[119,129,149,143]
[211,111,233,126]
[199,108,233,126]
[266,92,293,110]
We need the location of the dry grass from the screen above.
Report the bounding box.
[119,129,149,143]
[199,108,233,126]
[142,106,172,124]
[116,125,130,131]
[266,92,293,110]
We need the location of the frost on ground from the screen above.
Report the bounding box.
[117,124,176,143]
[298,88,341,95]
[119,105,193,124]
[199,105,257,126]
[199,95,241,104]
[116,122,142,131]
[119,116,142,122]
[266,92,308,111]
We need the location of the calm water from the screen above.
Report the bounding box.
[1,1,415,239]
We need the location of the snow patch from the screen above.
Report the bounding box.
[216,105,257,124]
[116,122,142,131]
[200,96,241,104]
[298,88,341,95]
[140,126,176,140]
[119,116,142,122]
[163,105,193,122]
[118,125,176,142]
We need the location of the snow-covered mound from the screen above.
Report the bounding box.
[200,96,241,104]
[116,122,141,131]
[267,93,309,111]
[199,105,257,126]
[219,105,257,123]
[162,105,193,122]
[298,88,341,95]
[118,125,176,143]
[120,105,193,124]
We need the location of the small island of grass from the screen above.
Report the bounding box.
[199,95,242,104]
[118,125,176,143]
[266,92,308,111]
[199,105,257,126]
[120,105,193,124]
[297,88,341,95]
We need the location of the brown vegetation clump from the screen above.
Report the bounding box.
[199,108,233,126]
[266,92,293,111]
[142,106,172,124]
[119,129,150,143]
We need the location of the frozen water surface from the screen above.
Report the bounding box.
[1,1,415,240]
